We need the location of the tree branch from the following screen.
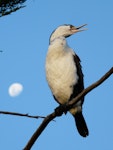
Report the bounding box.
[67,67,113,108]
[0,111,45,119]
[0,0,26,17]
[23,67,113,150]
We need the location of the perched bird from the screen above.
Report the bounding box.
[45,24,89,137]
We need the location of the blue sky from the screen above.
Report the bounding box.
[0,0,113,149]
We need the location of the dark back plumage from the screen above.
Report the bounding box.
[69,53,84,104]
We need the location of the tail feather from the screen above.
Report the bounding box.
[73,112,89,137]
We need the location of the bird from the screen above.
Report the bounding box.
[45,24,89,137]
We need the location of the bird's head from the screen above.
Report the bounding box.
[49,24,87,43]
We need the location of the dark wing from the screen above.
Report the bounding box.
[69,53,84,104]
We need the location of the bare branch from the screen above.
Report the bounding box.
[67,67,113,108]
[23,67,113,150]
[0,111,45,119]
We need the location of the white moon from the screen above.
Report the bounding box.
[8,83,23,97]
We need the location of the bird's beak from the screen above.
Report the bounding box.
[71,24,87,34]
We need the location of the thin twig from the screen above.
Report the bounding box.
[0,111,45,119]
[23,67,113,150]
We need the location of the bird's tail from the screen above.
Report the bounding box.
[73,112,89,137]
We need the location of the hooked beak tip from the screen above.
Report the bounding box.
[71,24,88,34]
[76,24,88,32]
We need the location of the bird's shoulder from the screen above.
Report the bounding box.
[73,53,83,75]
[73,53,81,63]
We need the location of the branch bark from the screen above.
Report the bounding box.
[23,67,113,150]
[0,111,45,119]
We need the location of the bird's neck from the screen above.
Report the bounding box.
[48,36,71,59]
[50,36,68,48]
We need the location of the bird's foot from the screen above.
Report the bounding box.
[55,104,67,116]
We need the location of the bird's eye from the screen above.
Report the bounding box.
[70,25,74,29]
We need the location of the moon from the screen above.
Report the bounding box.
[8,83,23,97]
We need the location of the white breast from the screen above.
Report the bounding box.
[46,37,78,104]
